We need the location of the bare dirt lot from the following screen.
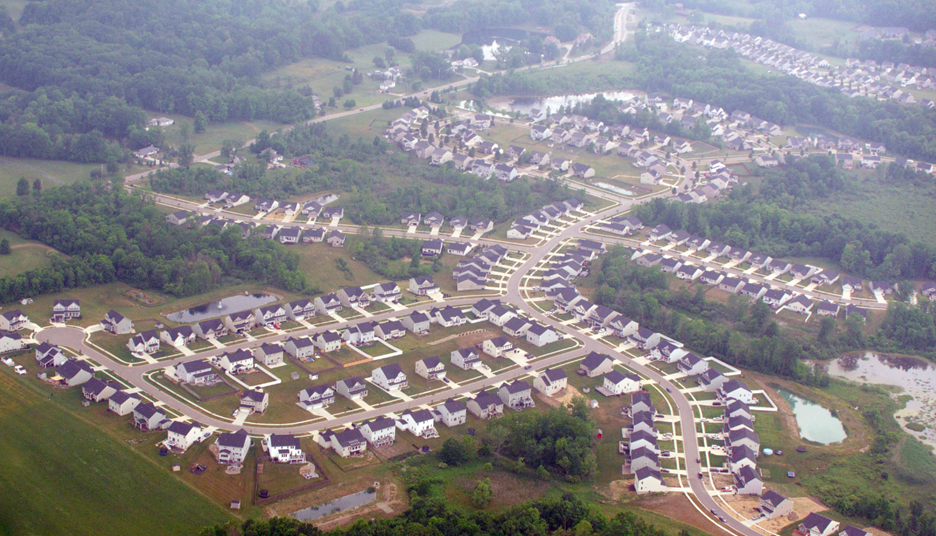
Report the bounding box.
[637,493,733,536]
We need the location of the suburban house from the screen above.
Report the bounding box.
[255,304,287,326]
[498,380,535,410]
[728,444,757,472]
[438,398,467,427]
[127,330,160,355]
[240,389,269,414]
[101,310,133,334]
[132,402,171,431]
[317,428,367,458]
[698,368,728,391]
[314,330,342,353]
[0,309,27,331]
[580,352,615,377]
[335,377,368,400]
[343,321,376,346]
[224,310,256,333]
[337,286,371,309]
[314,293,343,315]
[57,360,94,387]
[525,322,560,347]
[372,363,408,391]
[51,299,81,322]
[298,384,336,410]
[786,294,814,314]
[467,390,504,419]
[82,378,120,402]
[255,342,284,366]
[402,311,431,334]
[533,367,568,397]
[632,391,655,415]
[327,230,345,247]
[630,446,661,472]
[397,409,439,438]
[213,429,252,465]
[727,428,761,453]
[762,288,794,309]
[174,359,218,386]
[451,347,481,369]
[108,390,141,415]
[166,210,189,226]
[415,357,446,381]
[760,490,794,520]
[677,352,709,376]
[734,465,764,495]
[284,336,316,359]
[375,320,406,340]
[217,349,254,374]
[601,370,641,396]
[718,379,755,404]
[421,238,444,257]
[166,421,203,452]
[373,282,402,303]
[634,467,667,494]
[193,318,227,340]
[263,434,306,464]
[359,416,396,447]
[798,514,840,536]
[409,276,440,296]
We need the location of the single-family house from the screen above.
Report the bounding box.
[533,368,568,397]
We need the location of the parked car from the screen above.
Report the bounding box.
[14,365,26,375]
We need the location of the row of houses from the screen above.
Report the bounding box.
[507,198,585,239]
[452,243,510,292]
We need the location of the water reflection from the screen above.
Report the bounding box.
[291,490,377,522]
[165,294,276,323]
[777,388,847,445]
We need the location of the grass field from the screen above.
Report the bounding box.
[154,114,283,155]
[0,368,232,536]
[0,243,56,279]
[0,157,103,198]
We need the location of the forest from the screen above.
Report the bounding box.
[425,0,616,42]
[150,121,578,226]
[0,182,307,304]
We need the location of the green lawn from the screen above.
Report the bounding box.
[0,369,232,536]
[0,157,102,199]
[0,243,55,278]
[155,115,283,155]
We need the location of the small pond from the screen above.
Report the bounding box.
[776,388,847,445]
[165,293,276,323]
[593,181,636,196]
[291,490,377,522]
[488,91,641,115]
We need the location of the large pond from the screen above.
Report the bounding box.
[776,388,847,445]
[291,490,377,522]
[165,293,277,323]
[827,353,936,447]
[488,91,642,115]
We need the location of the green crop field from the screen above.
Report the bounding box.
[0,369,231,536]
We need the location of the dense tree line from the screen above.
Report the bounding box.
[425,0,616,42]
[0,183,307,304]
[873,302,936,359]
[471,69,638,103]
[199,492,677,536]
[567,94,713,142]
[487,398,598,480]
[757,154,847,206]
[350,229,439,281]
[151,122,578,225]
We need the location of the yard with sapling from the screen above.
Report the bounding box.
[0,366,234,535]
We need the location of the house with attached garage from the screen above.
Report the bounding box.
[343,321,376,346]
[451,347,481,369]
[194,318,227,340]
[397,409,439,438]
[571,162,596,179]
[727,427,761,454]
[314,293,342,315]
[630,446,661,472]
[534,368,568,397]
[421,238,444,257]
[132,402,171,431]
[82,377,120,402]
[375,320,405,340]
[415,357,446,381]
[409,276,439,296]
[359,416,396,447]
[240,389,269,414]
[486,305,516,327]
[108,390,141,415]
[402,311,431,334]
[841,276,863,293]
[817,300,840,317]
[790,263,818,279]
[302,227,326,243]
[298,384,335,410]
[760,491,794,520]
[602,370,641,396]
[0,309,27,331]
[438,398,467,427]
[718,379,754,404]
[648,225,672,241]
[326,229,345,247]
[798,513,840,536]
[468,390,504,419]
[263,434,306,464]
[217,349,254,374]
[768,259,793,275]
[127,330,160,355]
[372,363,408,391]
[812,270,839,286]
[609,315,639,338]
[762,288,794,309]
[255,342,284,366]
[675,264,704,281]
[337,286,371,308]
[525,322,559,347]
[224,310,255,333]
[472,298,499,317]
[213,429,252,465]
[482,336,513,358]
[277,226,302,244]
[56,360,94,387]
[336,377,368,400]
[734,465,763,495]
[373,282,402,303]
[314,330,342,353]
[728,444,757,472]
[446,242,473,256]
[634,466,667,494]
[51,299,81,322]
[284,336,316,359]
[719,276,745,294]
[318,428,367,457]
[700,270,724,285]
[166,210,189,226]
[494,163,519,182]
[499,380,535,410]
[580,352,615,378]
[401,212,421,227]
[175,359,219,386]
[631,327,661,349]
[677,352,709,376]
[786,294,813,314]
[101,310,133,334]
[740,281,768,301]
[698,368,728,391]
[166,421,203,452]
[433,306,467,327]
[255,304,287,326]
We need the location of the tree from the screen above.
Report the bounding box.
[179,121,190,142]
[193,111,207,133]
[178,144,194,169]
[440,438,470,466]
[0,239,9,255]
[471,478,493,508]
[818,317,836,345]
[343,99,356,109]
[373,56,386,69]
[16,177,28,196]
[32,178,41,195]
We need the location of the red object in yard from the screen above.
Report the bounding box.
[596,429,603,439]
